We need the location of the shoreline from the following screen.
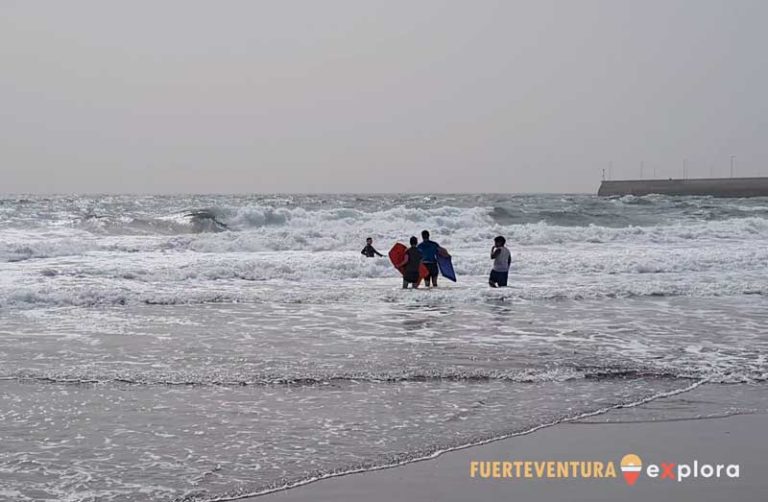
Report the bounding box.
[210,380,705,500]
[251,383,767,502]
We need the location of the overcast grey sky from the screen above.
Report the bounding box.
[1,1,766,193]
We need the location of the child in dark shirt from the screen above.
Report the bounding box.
[361,237,384,258]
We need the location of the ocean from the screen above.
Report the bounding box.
[0,193,766,501]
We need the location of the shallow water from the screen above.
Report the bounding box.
[0,194,766,500]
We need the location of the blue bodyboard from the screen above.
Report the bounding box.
[437,255,457,282]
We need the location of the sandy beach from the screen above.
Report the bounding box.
[258,384,768,502]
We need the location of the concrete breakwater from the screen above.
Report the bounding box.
[598,177,768,197]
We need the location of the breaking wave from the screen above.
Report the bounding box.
[2,211,768,262]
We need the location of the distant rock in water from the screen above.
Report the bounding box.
[185,210,229,233]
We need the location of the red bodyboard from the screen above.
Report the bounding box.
[388,243,429,280]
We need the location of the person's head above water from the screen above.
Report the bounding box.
[366,237,373,244]
[421,230,430,241]
[410,236,418,246]
[494,235,506,246]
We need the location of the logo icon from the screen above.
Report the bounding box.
[620,454,642,486]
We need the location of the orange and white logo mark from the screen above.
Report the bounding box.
[620,454,642,486]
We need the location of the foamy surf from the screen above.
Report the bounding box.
[1,194,766,501]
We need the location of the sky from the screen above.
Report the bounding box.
[1,0,767,193]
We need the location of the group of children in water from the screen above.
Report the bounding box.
[361,230,511,289]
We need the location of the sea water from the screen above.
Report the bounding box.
[0,194,766,500]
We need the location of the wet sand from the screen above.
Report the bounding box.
[257,386,768,502]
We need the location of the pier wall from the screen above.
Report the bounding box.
[597,177,768,197]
